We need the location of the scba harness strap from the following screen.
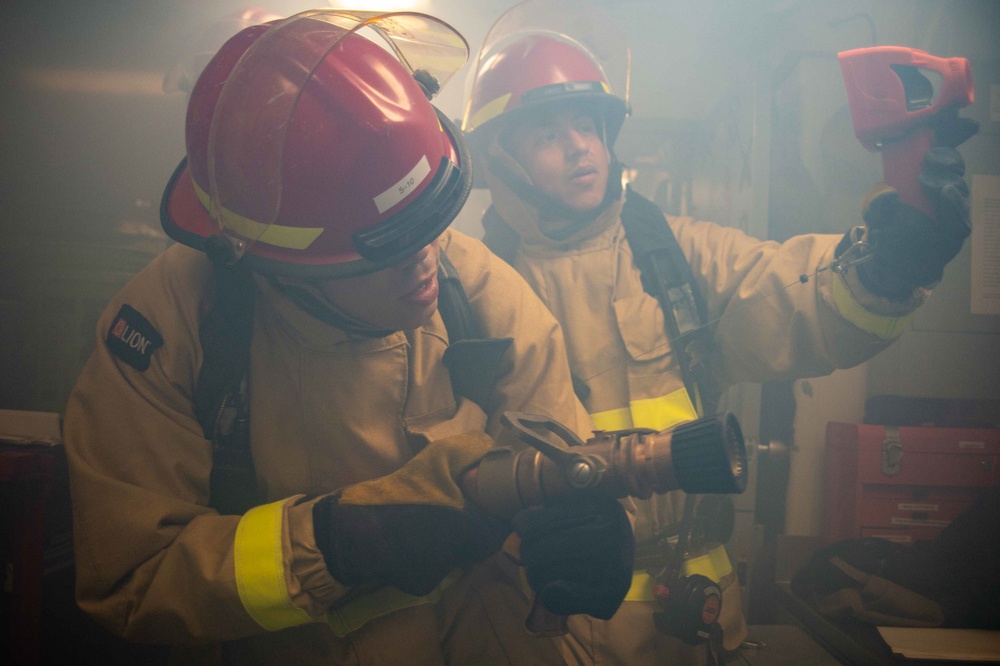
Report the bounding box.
[195,251,511,515]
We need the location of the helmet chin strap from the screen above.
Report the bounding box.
[488,154,625,240]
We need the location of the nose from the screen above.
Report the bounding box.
[564,129,590,156]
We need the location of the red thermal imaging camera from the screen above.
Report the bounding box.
[839,46,974,218]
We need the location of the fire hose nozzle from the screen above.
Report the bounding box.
[463,411,747,519]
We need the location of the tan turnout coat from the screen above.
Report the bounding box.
[64,229,595,665]
[485,168,924,664]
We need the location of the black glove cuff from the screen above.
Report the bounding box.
[312,494,379,589]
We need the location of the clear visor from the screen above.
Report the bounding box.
[206,9,469,258]
[466,0,630,116]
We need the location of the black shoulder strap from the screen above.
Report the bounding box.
[193,263,255,436]
[621,186,712,411]
[436,251,479,343]
[194,262,258,515]
[438,250,513,412]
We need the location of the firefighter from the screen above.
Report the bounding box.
[63,11,634,665]
[462,1,977,663]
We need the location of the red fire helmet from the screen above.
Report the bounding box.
[161,10,472,278]
[462,33,627,148]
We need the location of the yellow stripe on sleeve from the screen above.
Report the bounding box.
[833,273,915,340]
[234,500,314,631]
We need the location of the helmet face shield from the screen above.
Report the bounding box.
[162,9,472,278]
[462,0,630,147]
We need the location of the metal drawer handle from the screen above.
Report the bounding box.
[882,426,903,477]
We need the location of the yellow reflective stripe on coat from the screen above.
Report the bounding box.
[625,571,657,601]
[833,273,915,340]
[625,545,734,601]
[326,571,460,638]
[590,406,634,431]
[234,500,314,631]
[682,545,734,580]
[590,387,698,433]
[629,390,698,431]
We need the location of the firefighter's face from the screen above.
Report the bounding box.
[505,106,610,212]
[317,239,441,331]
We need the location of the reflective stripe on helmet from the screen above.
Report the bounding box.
[191,178,325,251]
[464,93,513,134]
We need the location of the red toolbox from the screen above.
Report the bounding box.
[821,422,1000,544]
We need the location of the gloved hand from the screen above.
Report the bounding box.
[853,114,978,301]
[511,496,634,620]
[313,432,508,597]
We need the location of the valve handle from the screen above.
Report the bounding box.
[500,411,607,489]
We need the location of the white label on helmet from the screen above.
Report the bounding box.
[375,155,431,214]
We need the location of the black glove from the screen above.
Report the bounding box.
[511,496,635,620]
[853,113,978,301]
[313,433,508,597]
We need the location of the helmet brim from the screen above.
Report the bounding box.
[161,158,217,253]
